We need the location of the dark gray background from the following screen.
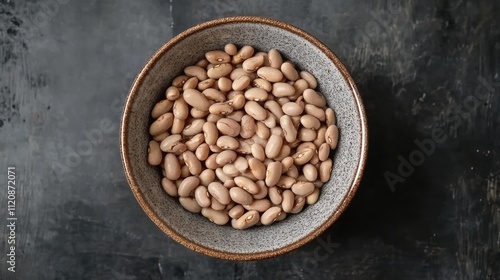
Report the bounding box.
[1,0,499,279]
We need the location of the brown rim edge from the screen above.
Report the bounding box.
[120,16,368,261]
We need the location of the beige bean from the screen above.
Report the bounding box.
[257,67,283,82]
[233,45,255,64]
[236,139,253,155]
[228,204,244,219]
[210,197,226,211]
[265,134,283,158]
[291,181,315,196]
[208,143,222,153]
[286,164,299,178]
[264,100,284,119]
[281,190,294,213]
[172,75,189,87]
[265,161,282,187]
[314,126,327,147]
[183,151,202,175]
[216,118,241,137]
[319,159,333,183]
[325,108,336,126]
[204,153,219,169]
[281,102,303,116]
[318,143,330,161]
[224,179,236,188]
[216,136,239,150]
[195,143,210,161]
[242,55,264,72]
[161,178,177,197]
[298,128,317,142]
[202,122,218,145]
[165,86,180,101]
[252,78,272,92]
[277,97,290,106]
[255,121,270,140]
[147,141,162,165]
[305,104,326,121]
[243,199,271,212]
[234,156,249,172]
[232,75,251,91]
[177,176,200,197]
[196,59,209,68]
[293,148,314,165]
[229,187,253,205]
[280,61,299,81]
[230,68,253,81]
[272,82,295,97]
[237,115,255,139]
[306,188,320,205]
[205,50,231,64]
[268,187,282,204]
[179,197,202,213]
[208,182,231,205]
[325,124,339,149]
[268,49,283,68]
[198,78,215,91]
[149,112,173,136]
[227,94,246,110]
[244,101,267,121]
[251,143,265,161]
[203,88,226,102]
[160,134,184,152]
[216,150,237,165]
[280,115,297,143]
[153,132,169,142]
[171,118,185,134]
[207,63,233,79]
[224,43,238,55]
[215,167,232,183]
[277,176,296,189]
[297,142,316,153]
[261,206,283,225]
[183,89,211,111]
[301,115,321,130]
[281,156,294,172]
[208,102,233,115]
[262,113,277,129]
[303,89,326,107]
[232,210,260,229]
[310,152,320,165]
[253,180,268,200]
[300,71,318,89]
[292,79,309,96]
[199,169,216,186]
[182,119,205,136]
[173,98,189,120]
[234,176,260,194]
[303,164,318,181]
[291,196,306,213]
[182,76,199,90]
[194,186,211,208]
[206,114,223,123]
[190,108,209,119]
[201,208,229,225]
[151,99,173,119]
[185,133,204,151]
[244,87,268,102]
[218,77,233,92]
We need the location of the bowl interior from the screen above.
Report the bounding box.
[122,18,365,258]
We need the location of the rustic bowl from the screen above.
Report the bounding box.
[120,16,368,260]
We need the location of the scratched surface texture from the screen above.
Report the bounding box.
[0,0,499,279]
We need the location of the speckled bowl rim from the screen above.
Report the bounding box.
[120,16,368,261]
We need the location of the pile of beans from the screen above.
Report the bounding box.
[147,44,339,229]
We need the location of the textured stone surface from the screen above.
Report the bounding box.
[1,0,499,279]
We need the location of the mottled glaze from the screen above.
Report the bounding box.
[120,16,368,260]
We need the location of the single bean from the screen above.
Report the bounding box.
[216,136,239,150]
[215,167,232,183]
[151,99,173,119]
[201,208,229,225]
[232,210,260,229]
[290,196,306,213]
[255,121,270,140]
[303,89,326,107]
[268,49,283,69]
[183,88,211,111]
[303,164,318,181]
[207,63,233,79]
[202,122,218,145]
[165,86,180,101]
[298,128,317,142]
[190,108,209,119]
[252,78,272,92]
[244,87,268,102]
[171,118,185,134]
[173,98,189,120]
[196,59,209,68]
[198,78,215,91]
[199,169,216,186]
[164,154,181,180]
[185,133,204,151]
[252,180,268,200]
[149,112,174,136]
[178,176,200,197]
[243,199,271,212]
[300,114,321,130]
[251,143,265,161]
[264,100,284,119]
[265,161,282,187]
[306,188,320,205]
[161,178,178,197]
[325,124,339,149]
[233,45,255,64]
[194,186,211,208]
[319,159,333,183]
[309,152,320,165]
[234,156,249,173]
[182,119,205,136]
[305,104,326,121]
[265,134,283,159]
[269,187,283,205]
[325,107,336,126]
[183,151,202,175]
[218,77,233,92]
[257,67,283,82]
[147,141,162,165]
[179,197,202,213]
[244,101,267,121]
[222,163,239,177]
[277,176,296,189]
[280,115,298,143]
[272,82,295,97]
[318,143,330,161]
[234,176,260,194]
[314,126,327,147]
[224,43,238,56]
[205,50,231,64]
[172,75,189,87]
[281,190,294,213]
[261,206,283,225]
[286,164,299,178]
[203,88,226,102]
[280,61,299,81]
[232,75,251,91]
[229,187,253,205]
[216,150,237,166]
[242,55,264,73]
[238,114,255,139]
[262,113,277,129]
[195,143,210,161]
[208,182,231,205]
[300,71,318,89]
[228,205,244,219]
[183,76,199,90]
[291,181,315,196]
[217,118,241,137]
[293,148,315,165]
[281,156,294,172]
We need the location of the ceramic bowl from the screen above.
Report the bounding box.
[120,16,368,260]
